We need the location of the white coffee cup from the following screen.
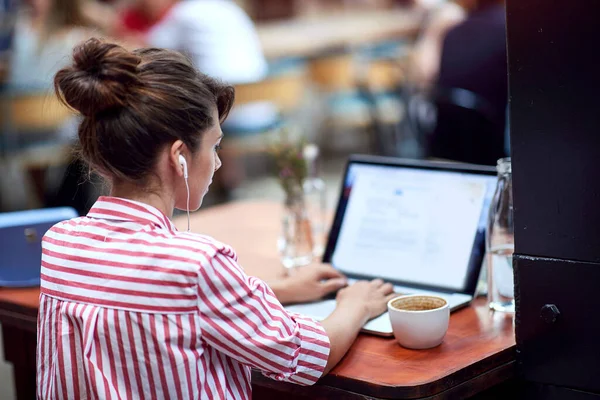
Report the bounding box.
[387,294,450,349]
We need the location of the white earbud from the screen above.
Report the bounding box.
[178,154,191,232]
[178,154,188,179]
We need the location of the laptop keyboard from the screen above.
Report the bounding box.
[323,278,407,300]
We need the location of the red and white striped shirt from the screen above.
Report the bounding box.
[37,196,330,399]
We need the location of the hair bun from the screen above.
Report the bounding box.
[54,38,142,116]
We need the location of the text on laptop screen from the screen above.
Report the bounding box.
[331,163,497,291]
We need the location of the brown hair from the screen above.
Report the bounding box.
[54,38,235,183]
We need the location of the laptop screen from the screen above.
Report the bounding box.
[324,159,497,293]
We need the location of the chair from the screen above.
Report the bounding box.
[3,93,73,132]
[0,92,75,210]
[308,53,371,129]
[308,45,409,155]
[225,67,308,155]
[210,66,309,201]
[405,87,506,166]
[355,52,409,155]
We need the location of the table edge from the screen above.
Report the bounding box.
[252,359,515,400]
[332,345,515,398]
[268,345,516,398]
[0,299,38,333]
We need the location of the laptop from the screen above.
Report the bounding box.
[285,155,497,336]
[0,207,78,287]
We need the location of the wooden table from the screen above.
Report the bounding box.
[0,201,515,400]
[257,8,424,59]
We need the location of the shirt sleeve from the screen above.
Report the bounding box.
[196,250,330,386]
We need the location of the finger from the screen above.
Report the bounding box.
[315,264,345,279]
[379,282,394,295]
[386,293,398,303]
[370,278,384,287]
[320,278,348,295]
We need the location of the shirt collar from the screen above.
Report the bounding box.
[87,196,177,232]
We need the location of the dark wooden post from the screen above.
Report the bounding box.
[508,0,600,398]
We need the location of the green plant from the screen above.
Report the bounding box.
[268,127,308,198]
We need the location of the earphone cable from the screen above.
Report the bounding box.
[184,177,191,232]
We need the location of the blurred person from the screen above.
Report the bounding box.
[37,37,395,399]
[4,0,143,214]
[146,0,268,95]
[0,0,17,86]
[407,0,467,88]
[426,0,507,165]
[117,0,175,36]
[109,0,270,110]
[8,0,95,92]
[0,0,18,211]
[1,0,94,211]
[437,0,507,124]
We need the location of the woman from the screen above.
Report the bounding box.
[96,0,281,197]
[144,0,279,197]
[109,0,279,196]
[37,38,395,399]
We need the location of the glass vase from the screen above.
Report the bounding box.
[279,188,315,269]
[302,144,327,258]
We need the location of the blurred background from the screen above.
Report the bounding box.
[0,0,507,397]
[0,0,508,214]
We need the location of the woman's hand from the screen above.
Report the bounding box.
[268,264,348,305]
[321,279,396,374]
[336,279,396,321]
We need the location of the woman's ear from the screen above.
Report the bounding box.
[170,140,186,177]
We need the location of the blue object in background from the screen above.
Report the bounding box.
[0,207,78,287]
[0,0,17,59]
